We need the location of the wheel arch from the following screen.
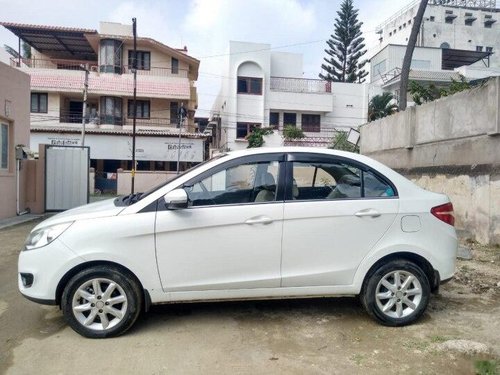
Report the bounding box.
[55,260,151,311]
[360,252,439,294]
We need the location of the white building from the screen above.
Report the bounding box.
[374,0,499,68]
[210,41,371,151]
[1,21,207,192]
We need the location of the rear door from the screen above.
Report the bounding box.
[281,153,399,287]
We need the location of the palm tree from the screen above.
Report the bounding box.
[368,92,398,122]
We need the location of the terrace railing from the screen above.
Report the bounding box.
[270,77,332,94]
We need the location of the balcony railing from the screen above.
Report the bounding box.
[270,77,332,94]
[11,57,188,78]
[32,111,182,128]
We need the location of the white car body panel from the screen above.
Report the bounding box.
[281,198,399,287]
[18,147,458,308]
[155,203,283,291]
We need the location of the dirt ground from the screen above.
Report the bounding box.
[0,220,499,375]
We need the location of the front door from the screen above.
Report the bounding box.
[155,154,285,292]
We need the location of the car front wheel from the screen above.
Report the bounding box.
[361,260,430,326]
[61,266,142,338]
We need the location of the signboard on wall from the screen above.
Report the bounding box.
[31,133,204,162]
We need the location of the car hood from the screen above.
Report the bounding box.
[33,198,125,231]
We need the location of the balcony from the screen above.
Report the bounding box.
[31,112,190,132]
[270,77,331,94]
[11,57,188,78]
[268,77,333,112]
[12,57,191,100]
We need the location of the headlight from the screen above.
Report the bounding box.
[24,222,73,251]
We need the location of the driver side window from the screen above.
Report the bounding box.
[185,161,280,206]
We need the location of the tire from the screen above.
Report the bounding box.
[61,265,142,338]
[361,260,430,327]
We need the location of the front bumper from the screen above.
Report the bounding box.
[18,238,84,303]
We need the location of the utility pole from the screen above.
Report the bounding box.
[176,103,187,174]
[81,63,89,146]
[399,0,428,110]
[131,17,137,194]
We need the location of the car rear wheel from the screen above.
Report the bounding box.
[361,260,430,326]
[61,266,142,338]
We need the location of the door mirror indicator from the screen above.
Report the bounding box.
[163,189,188,210]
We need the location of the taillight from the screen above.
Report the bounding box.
[431,202,455,226]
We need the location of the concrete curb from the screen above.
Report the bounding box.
[0,214,45,230]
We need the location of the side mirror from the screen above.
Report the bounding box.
[163,189,188,210]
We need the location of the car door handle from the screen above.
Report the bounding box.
[355,209,381,218]
[245,216,273,225]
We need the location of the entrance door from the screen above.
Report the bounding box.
[69,101,83,123]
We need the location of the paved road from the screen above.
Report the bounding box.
[1,221,499,374]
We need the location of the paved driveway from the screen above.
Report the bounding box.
[1,221,499,374]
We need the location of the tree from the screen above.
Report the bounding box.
[246,127,273,148]
[22,41,31,59]
[368,92,398,121]
[399,0,428,110]
[320,0,367,83]
[409,76,471,105]
[282,125,305,140]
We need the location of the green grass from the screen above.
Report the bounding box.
[430,335,447,343]
[475,360,498,375]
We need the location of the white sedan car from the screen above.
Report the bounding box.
[19,147,457,338]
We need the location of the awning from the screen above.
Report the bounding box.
[0,22,98,61]
[441,48,492,70]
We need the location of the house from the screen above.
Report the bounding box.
[1,21,208,192]
[0,61,30,219]
[374,0,499,68]
[209,41,371,152]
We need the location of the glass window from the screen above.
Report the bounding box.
[127,100,150,118]
[291,161,361,200]
[185,160,280,206]
[31,93,48,113]
[301,114,321,132]
[1,124,8,170]
[237,77,262,95]
[269,112,279,128]
[170,102,179,125]
[363,170,395,197]
[100,96,123,125]
[99,39,123,74]
[128,50,150,70]
[283,113,296,127]
[236,123,259,139]
[171,57,179,74]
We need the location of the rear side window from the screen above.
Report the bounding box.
[363,170,395,197]
[287,154,397,201]
[291,161,362,200]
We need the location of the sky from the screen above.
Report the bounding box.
[0,0,415,116]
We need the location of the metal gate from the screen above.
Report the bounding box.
[45,145,89,211]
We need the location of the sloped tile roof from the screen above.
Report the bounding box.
[31,126,207,138]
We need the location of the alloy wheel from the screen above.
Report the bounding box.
[375,270,423,319]
[72,278,128,331]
